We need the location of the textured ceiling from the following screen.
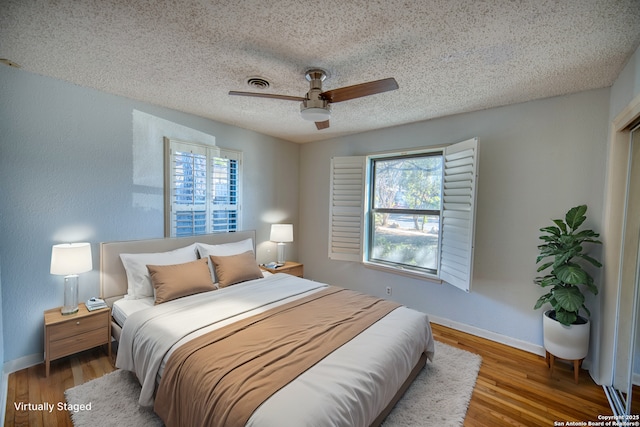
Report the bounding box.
[1,0,639,143]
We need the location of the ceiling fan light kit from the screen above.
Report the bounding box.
[300,106,331,122]
[229,68,398,130]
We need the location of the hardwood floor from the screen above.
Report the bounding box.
[4,325,613,426]
[432,324,613,426]
[4,346,115,427]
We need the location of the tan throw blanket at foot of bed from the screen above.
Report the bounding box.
[154,286,402,427]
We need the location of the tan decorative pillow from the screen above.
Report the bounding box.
[209,251,263,288]
[147,258,215,304]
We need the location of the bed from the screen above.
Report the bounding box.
[100,231,435,427]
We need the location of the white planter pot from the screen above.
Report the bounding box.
[543,310,590,360]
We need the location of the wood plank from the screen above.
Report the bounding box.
[13,369,29,427]
[4,324,616,427]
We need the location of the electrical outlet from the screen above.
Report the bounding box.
[385,286,392,296]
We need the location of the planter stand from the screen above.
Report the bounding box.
[542,310,590,384]
[545,351,583,384]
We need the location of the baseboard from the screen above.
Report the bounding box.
[3,353,43,375]
[428,314,546,357]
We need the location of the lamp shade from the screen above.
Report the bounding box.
[50,243,93,275]
[270,224,293,243]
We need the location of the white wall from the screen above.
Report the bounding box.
[300,88,610,362]
[0,66,300,364]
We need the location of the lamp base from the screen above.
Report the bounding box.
[276,242,287,265]
[61,274,79,315]
[61,306,78,315]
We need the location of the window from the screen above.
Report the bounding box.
[329,138,478,292]
[369,153,442,274]
[164,138,242,237]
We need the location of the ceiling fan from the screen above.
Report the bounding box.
[229,69,399,130]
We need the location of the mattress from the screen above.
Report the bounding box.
[112,297,154,327]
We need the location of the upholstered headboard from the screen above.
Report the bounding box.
[99,230,256,307]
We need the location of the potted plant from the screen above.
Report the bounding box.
[534,205,602,361]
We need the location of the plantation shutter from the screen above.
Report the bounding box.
[439,137,479,292]
[165,138,211,237]
[164,138,242,237]
[211,149,241,232]
[328,156,366,261]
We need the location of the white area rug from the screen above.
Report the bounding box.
[65,341,481,427]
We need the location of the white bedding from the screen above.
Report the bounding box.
[116,274,435,427]
[112,297,154,327]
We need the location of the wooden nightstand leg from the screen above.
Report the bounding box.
[45,329,49,377]
[107,321,112,360]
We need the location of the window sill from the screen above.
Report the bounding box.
[362,261,443,284]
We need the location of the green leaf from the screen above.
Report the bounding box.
[582,279,599,296]
[537,245,558,257]
[536,261,554,272]
[534,275,561,288]
[553,286,584,313]
[534,293,553,310]
[552,219,567,234]
[565,205,587,230]
[558,235,578,247]
[540,226,561,237]
[537,243,555,252]
[555,263,588,285]
[574,229,601,241]
[553,247,580,268]
[579,254,603,268]
[554,308,578,326]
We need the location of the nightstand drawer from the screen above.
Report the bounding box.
[48,312,107,341]
[49,328,109,360]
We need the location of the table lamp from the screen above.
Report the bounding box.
[50,243,92,315]
[270,224,293,265]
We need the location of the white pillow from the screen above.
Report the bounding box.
[196,238,254,283]
[120,243,199,299]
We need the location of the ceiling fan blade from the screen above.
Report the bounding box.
[315,120,330,130]
[228,91,305,102]
[320,78,399,103]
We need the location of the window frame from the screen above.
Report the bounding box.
[329,138,478,292]
[366,150,444,276]
[164,137,242,237]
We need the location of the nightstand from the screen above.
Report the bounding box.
[44,303,111,377]
[261,261,304,278]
